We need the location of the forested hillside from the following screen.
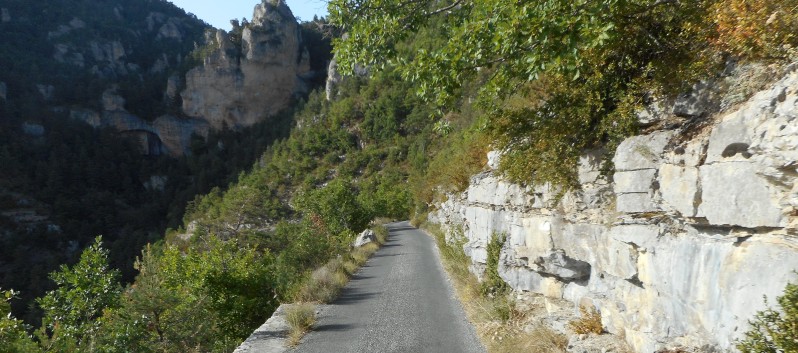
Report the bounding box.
[2,0,797,352]
[0,0,330,326]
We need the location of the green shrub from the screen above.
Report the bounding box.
[480,233,509,296]
[738,281,798,353]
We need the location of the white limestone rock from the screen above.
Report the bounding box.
[152,115,210,156]
[658,164,700,217]
[353,229,377,247]
[156,18,183,41]
[616,193,658,213]
[609,224,661,252]
[614,169,656,194]
[698,162,784,228]
[102,88,126,111]
[466,173,532,209]
[613,131,674,171]
[487,150,502,170]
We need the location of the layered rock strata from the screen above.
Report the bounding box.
[433,65,798,352]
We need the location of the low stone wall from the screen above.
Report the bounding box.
[432,66,798,352]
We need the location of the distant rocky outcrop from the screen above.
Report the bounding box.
[325,52,369,101]
[181,0,312,130]
[48,11,197,79]
[71,89,209,156]
[3,0,325,156]
[432,64,798,352]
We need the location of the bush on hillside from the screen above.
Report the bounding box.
[711,0,798,60]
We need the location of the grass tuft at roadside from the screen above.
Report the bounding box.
[422,222,569,353]
[284,223,390,346]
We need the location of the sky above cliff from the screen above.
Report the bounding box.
[168,0,328,30]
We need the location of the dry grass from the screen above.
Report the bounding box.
[373,224,389,244]
[351,242,380,265]
[296,259,350,303]
[569,305,604,335]
[423,223,568,353]
[295,225,386,304]
[486,325,569,353]
[285,303,316,346]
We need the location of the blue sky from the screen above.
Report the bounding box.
[168,0,329,30]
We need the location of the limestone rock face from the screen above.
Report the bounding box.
[69,100,208,156]
[325,58,343,101]
[181,0,311,130]
[353,229,377,247]
[433,65,798,352]
[325,54,369,101]
[152,115,210,155]
[156,18,184,41]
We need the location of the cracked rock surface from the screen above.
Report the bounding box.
[433,64,798,352]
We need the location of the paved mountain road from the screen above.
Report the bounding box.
[291,221,486,353]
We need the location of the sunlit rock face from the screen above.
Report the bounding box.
[433,65,798,352]
[181,0,311,130]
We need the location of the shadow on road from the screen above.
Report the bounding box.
[313,323,355,333]
[335,291,381,305]
[379,243,401,248]
[371,253,403,258]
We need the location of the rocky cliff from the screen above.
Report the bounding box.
[432,64,798,352]
[1,0,321,155]
[181,0,312,130]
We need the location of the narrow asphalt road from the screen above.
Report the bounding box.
[291,221,486,353]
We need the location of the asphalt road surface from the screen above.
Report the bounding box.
[291,221,486,353]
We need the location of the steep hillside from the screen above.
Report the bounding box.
[0,0,332,325]
[0,0,207,124]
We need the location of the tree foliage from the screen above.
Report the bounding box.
[332,0,710,105]
[330,0,718,187]
[0,290,39,353]
[295,178,372,237]
[36,237,121,349]
[738,281,798,353]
